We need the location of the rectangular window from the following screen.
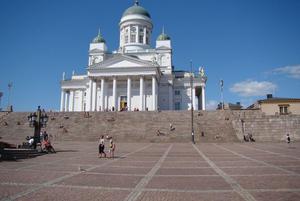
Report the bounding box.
[125,35,128,44]
[139,35,143,43]
[279,105,289,114]
[175,102,181,110]
[175,90,180,95]
[130,34,136,43]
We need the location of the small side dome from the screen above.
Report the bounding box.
[92,29,105,43]
[157,27,171,41]
[122,1,151,18]
[157,33,171,41]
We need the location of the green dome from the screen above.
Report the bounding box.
[92,30,105,43]
[122,2,151,18]
[157,33,171,41]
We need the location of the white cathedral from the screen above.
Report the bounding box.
[60,1,207,112]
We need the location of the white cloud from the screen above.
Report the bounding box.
[206,100,219,110]
[273,64,300,79]
[230,80,277,97]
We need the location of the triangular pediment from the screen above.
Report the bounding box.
[89,54,156,69]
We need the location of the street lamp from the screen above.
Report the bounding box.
[7,82,13,111]
[190,61,195,144]
[220,79,224,110]
[0,92,3,111]
[27,106,48,149]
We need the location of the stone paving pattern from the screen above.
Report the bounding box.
[0,142,300,201]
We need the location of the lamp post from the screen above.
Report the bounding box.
[27,106,48,149]
[190,60,195,144]
[7,82,12,111]
[0,92,3,111]
[220,79,224,110]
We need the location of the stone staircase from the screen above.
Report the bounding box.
[0,111,299,143]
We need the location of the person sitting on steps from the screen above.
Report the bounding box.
[169,123,175,131]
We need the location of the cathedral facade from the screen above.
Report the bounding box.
[60,1,207,112]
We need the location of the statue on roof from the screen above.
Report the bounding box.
[199,66,205,77]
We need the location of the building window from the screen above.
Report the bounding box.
[130,34,136,43]
[130,26,136,43]
[175,102,181,110]
[139,35,143,43]
[125,29,129,44]
[175,90,180,95]
[279,105,289,115]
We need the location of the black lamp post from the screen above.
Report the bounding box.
[190,61,195,144]
[27,106,48,149]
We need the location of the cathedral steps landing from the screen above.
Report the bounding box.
[0,111,299,144]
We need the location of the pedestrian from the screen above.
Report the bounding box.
[286,133,291,144]
[43,131,48,141]
[109,138,116,158]
[98,136,106,158]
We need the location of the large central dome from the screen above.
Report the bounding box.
[119,1,153,51]
[122,1,151,18]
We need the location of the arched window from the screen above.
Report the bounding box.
[130,26,136,43]
[139,27,144,43]
[125,29,129,44]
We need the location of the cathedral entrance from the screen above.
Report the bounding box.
[120,96,127,111]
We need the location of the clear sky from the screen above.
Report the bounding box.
[0,0,299,111]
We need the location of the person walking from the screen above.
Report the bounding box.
[98,136,106,158]
[286,133,291,144]
[109,138,116,158]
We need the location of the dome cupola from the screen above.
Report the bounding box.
[119,0,153,51]
[92,29,105,43]
[157,27,171,41]
[122,0,151,18]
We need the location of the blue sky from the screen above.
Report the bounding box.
[0,0,299,111]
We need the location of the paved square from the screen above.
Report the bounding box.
[0,142,300,201]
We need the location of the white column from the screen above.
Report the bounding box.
[64,92,69,112]
[193,88,196,110]
[168,84,173,110]
[127,77,131,111]
[152,76,156,111]
[92,81,97,111]
[81,90,84,111]
[202,86,206,110]
[140,76,144,111]
[100,79,105,111]
[143,27,146,44]
[113,77,117,111]
[60,90,65,112]
[136,25,139,43]
[87,80,92,111]
[69,90,74,112]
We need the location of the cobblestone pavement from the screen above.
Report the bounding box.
[1,142,300,201]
